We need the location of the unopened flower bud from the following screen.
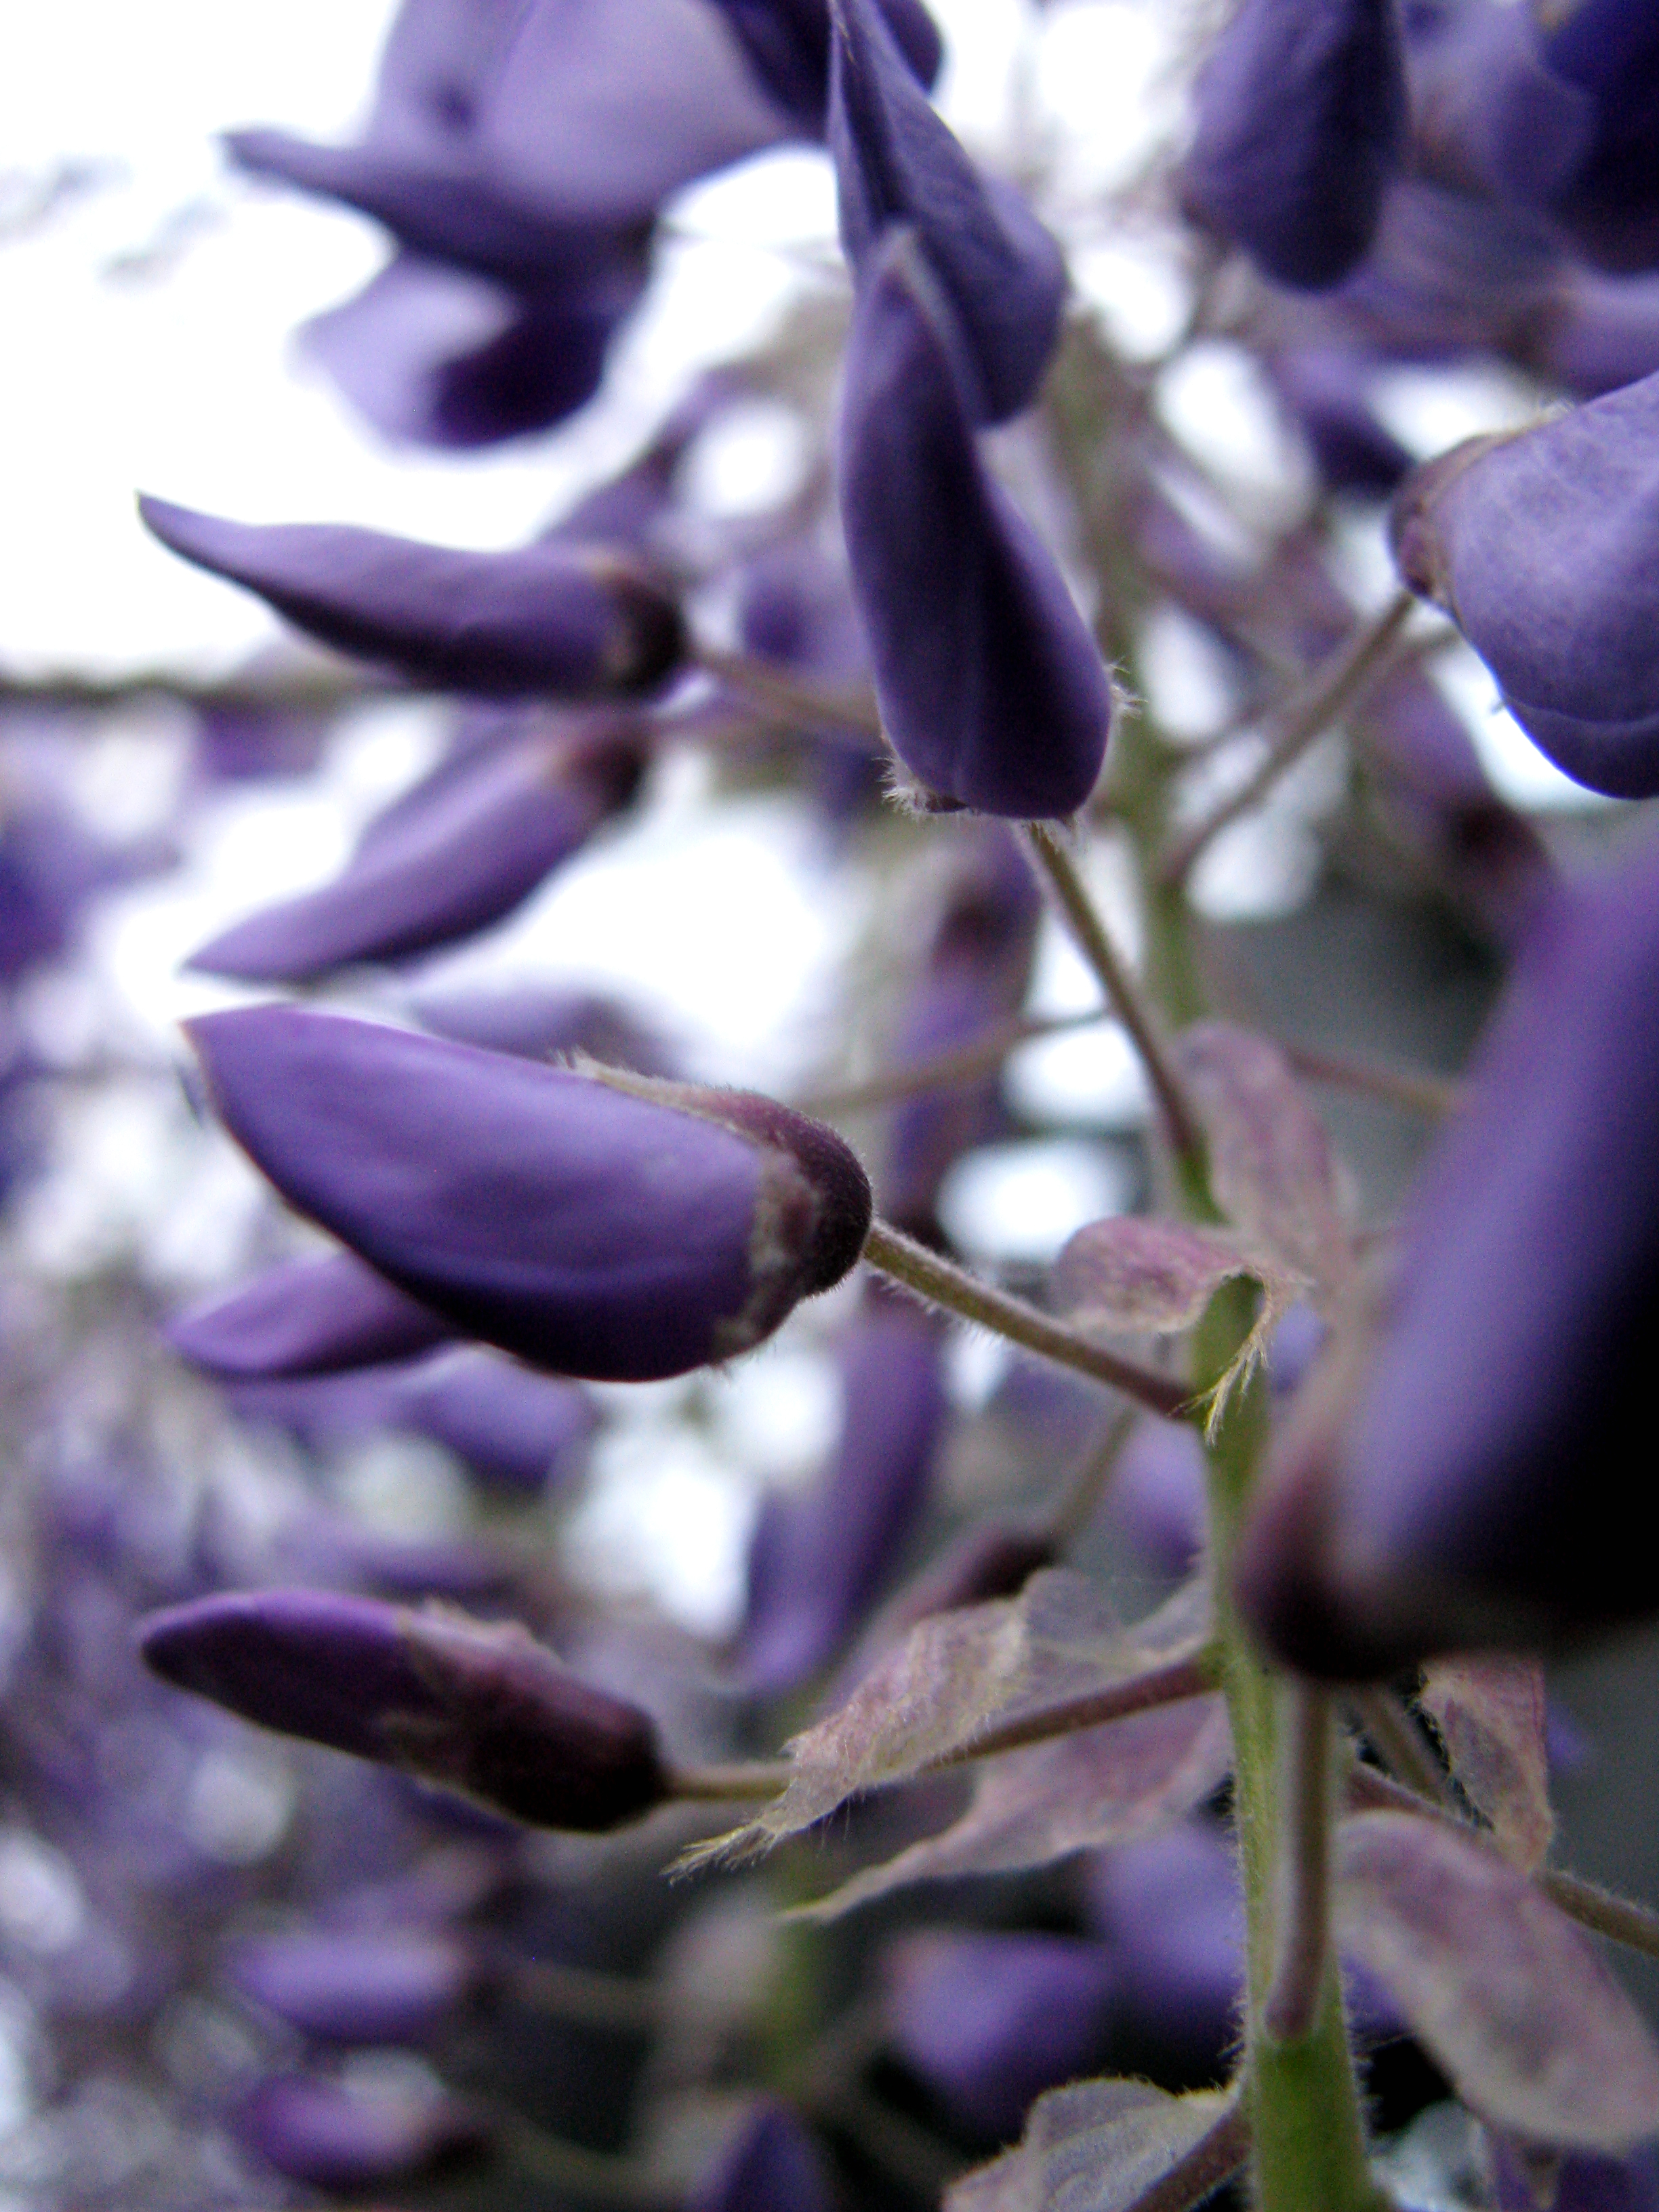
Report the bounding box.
[1183,0,1406,289]
[186,1008,872,1381]
[838,232,1111,818]
[236,2071,491,2192]
[140,1588,670,1830]
[138,497,687,700]
[229,1928,480,2045]
[1389,380,1659,797]
[167,1251,452,1379]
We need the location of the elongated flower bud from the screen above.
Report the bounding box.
[138,497,686,700]
[1234,831,1659,1673]
[236,2072,491,2192]
[1389,378,1659,797]
[229,1928,480,2045]
[186,1008,872,1382]
[140,1588,670,1830]
[187,729,645,982]
[1183,0,1407,289]
[167,1251,452,1378]
[838,233,1111,817]
[829,0,1064,422]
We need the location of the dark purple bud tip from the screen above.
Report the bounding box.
[838,231,1113,818]
[185,1008,871,1381]
[1388,380,1659,797]
[138,496,686,699]
[139,1589,669,1830]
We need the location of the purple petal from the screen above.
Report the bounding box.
[837,234,1111,817]
[1235,831,1659,1672]
[138,497,686,700]
[1183,0,1407,289]
[707,0,941,132]
[1391,376,1659,797]
[301,251,649,449]
[690,2101,836,2212]
[1265,346,1414,496]
[391,1349,598,1491]
[236,2072,491,2191]
[882,1929,1119,2139]
[140,1587,669,1828]
[187,731,644,982]
[167,1251,453,1379]
[186,1008,869,1382]
[229,1927,479,2043]
[829,0,1063,422]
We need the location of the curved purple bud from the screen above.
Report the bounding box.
[829,0,1063,423]
[167,1251,453,1379]
[689,2100,836,2212]
[186,730,644,982]
[392,1349,598,1491]
[739,1289,946,1691]
[1234,832,1659,1674]
[138,497,687,701]
[140,1588,670,1829]
[881,1930,1119,2139]
[407,980,674,1071]
[838,234,1111,817]
[228,1928,480,2044]
[186,1008,871,1382]
[1389,375,1659,797]
[236,2072,491,2191]
[301,251,649,449]
[1183,0,1407,289]
[1265,347,1414,495]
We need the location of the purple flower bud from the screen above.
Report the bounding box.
[838,233,1111,817]
[1182,0,1407,289]
[829,0,1065,422]
[138,497,687,701]
[391,1349,598,1491]
[708,0,942,131]
[407,980,674,1072]
[140,1588,670,1829]
[1540,266,1659,400]
[1265,346,1414,496]
[1389,375,1659,798]
[1105,1418,1206,1581]
[690,2100,836,2212]
[881,1930,1119,2139]
[1234,831,1659,1674]
[168,1252,453,1379]
[229,1927,480,2043]
[186,728,644,982]
[186,1008,872,1382]
[301,249,649,449]
[1536,0,1659,273]
[236,2072,491,2191]
[739,1289,946,1691]
[1086,1822,1245,2077]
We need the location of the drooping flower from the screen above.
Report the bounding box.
[140,1588,671,1830]
[1389,373,1659,797]
[837,232,1112,817]
[1234,830,1659,1674]
[138,497,687,700]
[1182,0,1408,289]
[186,1007,872,1382]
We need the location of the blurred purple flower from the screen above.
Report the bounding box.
[1105,1417,1206,1582]
[228,1927,480,2045]
[1235,830,1659,1673]
[739,1287,946,1691]
[140,497,687,701]
[186,726,645,983]
[140,1588,670,1830]
[168,1251,453,1380]
[235,2071,491,2192]
[830,0,1065,423]
[186,1008,872,1382]
[1182,0,1406,289]
[881,1928,1119,2139]
[689,2099,836,2212]
[838,233,1111,818]
[1391,374,1659,797]
[1265,346,1414,496]
[407,979,675,1072]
